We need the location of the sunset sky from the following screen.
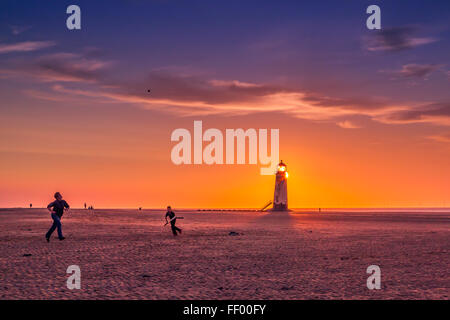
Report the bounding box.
[0,0,449,208]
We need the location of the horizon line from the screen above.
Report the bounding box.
[1,206,450,210]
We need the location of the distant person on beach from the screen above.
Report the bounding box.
[84,203,87,209]
[45,192,70,242]
[29,203,32,208]
[165,206,182,236]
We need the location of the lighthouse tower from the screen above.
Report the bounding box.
[273,160,288,211]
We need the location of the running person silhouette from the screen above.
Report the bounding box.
[46,192,70,242]
[165,206,182,236]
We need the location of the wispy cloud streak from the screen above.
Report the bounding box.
[0,41,55,54]
[1,49,449,127]
[365,27,437,52]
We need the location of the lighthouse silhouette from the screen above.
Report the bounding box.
[272,160,288,211]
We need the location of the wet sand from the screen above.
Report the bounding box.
[0,208,448,299]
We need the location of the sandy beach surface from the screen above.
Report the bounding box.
[0,208,448,300]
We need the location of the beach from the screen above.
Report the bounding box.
[0,208,448,299]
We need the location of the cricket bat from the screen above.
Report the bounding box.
[164,216,184,226]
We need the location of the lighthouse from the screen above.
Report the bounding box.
[273,160,288,211]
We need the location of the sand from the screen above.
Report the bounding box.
[0,208,448,300]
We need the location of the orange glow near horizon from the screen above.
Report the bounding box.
[1,105,449,209]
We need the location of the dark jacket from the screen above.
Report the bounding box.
[47,200,70,217]
[165,210,176,224]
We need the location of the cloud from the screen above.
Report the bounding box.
[387,63,441,79]
[0,52,112,83]
[428,132,450,143]
[365,27,437,52]
[9,25,31,35]
[114,72,293,108]
[37,73,409,123]
[336,120,361,129]
[2,48,449,127]
[0,41,55,54]
[376,102,450,126]
[209,80,265,89]
[52,74,448,127]
[36,53,113,82]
